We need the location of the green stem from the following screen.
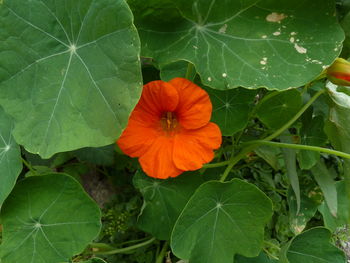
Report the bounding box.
[185,62,194,80]
[21,157,35,173]
[220,145,257,182]
[93,237,156,255]
[264,89,325,141]
[203,160,230,169]
[155,241,169,263]
[246,140,350,160]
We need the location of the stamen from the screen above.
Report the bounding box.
[161,112,179,134]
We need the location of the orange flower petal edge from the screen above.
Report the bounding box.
[117,77,222,179]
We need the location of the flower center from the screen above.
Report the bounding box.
[161,112,178,134]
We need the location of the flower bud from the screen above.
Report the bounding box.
[326,58,350,86]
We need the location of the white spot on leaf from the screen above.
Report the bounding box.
[261,35,267,39]
[219,24,228,33]
[222,73,227,78]
[260,57,267,65]
[294,43,307,54]
[273,31,281,36]
[290,37,295,43]
[266,12,287,23]
[208,77,212,81]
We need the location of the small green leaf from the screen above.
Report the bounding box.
[319,181,350,231]
[254,145,281,170]
[298,115,327,169]
[133,170,206,240]
[257,89,302,129]
[80,258,107,263]
[287,183,322,234]
[324,83,350,219]
[171,179,273,263]
[281,136,301,214]
[74,144,115,166]
[0,106,22,206]
[0,173,101,263]
[235,252,278,263]
[160,61,196,81]
[311,160,337,217]
[134,0,343,90]
[0,0,142,158]
[280,227,346,263]
[207,88,257,136]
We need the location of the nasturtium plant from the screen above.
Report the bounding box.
[0,0,142,158]
[1,0,350,263]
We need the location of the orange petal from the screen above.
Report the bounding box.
[169,78,212,129]
[138,80,179,117]
[139,136,184,179]
[173,122,222,171]
[117,118,159,157]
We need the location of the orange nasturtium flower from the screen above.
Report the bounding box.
[117,78,222,179]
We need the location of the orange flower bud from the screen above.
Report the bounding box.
[326,58,350,86]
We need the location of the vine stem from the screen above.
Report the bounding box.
[92,237,155,255]
[220,88,326,182]
[203,160,230,168]
[245,140,350,160]
[21,157,35,173]
[264,89,325,141]
[155,241,169,263]
[185,62,194,80]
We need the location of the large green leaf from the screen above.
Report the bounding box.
[206,88,257,136]
[171,179,273,263]
[0,173,101,263]
[0,107,22,207]
[133,0,343,90]
[133,170,207,240]
[319,181,349,231]
[0,0,142,158]
[280,227,346,263]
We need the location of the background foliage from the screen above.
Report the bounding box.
[1,0,350,263]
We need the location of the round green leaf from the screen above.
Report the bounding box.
[0,0,142,158]
[0,173,101,263]
[207,88,257,136]
[256,89,302,129]
[171,179,273,263]
[0,106,22,207]
[133,170,207,240]
[280,227,346,263]
[134,0,343,90]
